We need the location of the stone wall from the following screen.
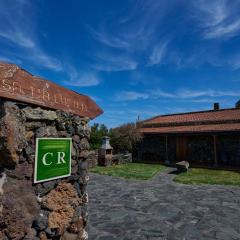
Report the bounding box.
[136,135,176,164]
[86,152,132,168]
[137,134,240,167]
[218,135,240,167]
[112,153,132,165]
[187,136,214,165]
[0,99,91,240]
[141,135,166,162]
[86,150,98,168]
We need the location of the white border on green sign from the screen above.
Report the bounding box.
[34,138,72,184]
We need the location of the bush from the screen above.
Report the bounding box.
[90,122,143,154]
[109,122,142,154]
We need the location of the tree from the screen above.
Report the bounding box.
[89,123,109,150]
[109,122,143,154]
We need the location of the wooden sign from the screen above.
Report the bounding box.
[0,62,103,119]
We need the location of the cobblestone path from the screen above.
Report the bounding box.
[87,169,240,240]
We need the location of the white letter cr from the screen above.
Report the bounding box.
[57,152,66,164]
[42,152,53,166]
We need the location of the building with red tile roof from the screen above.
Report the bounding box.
[137,103,240,168]
[140,107,240,134]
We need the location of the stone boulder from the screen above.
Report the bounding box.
[0,101,27,167]
[22,107,57,121]
[42,183,81,233]
[35,126,58,138]
[176,161,189,173]
[1,177,39,239]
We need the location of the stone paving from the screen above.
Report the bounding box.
[87,168,240,240]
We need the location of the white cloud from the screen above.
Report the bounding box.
[197,0,228,27]
[92,53,138,72]
[0,30,35,48]
[0,0,62,72]
[187,89,240,98]
[115,91,149,101]
[86,1,173,72]
[229,55,240,70]
[149,42,168,66]
[152,89,175,98]
[205,19,240,39]
[177,89,211,98]
[63,68,101,87]
[194,0,240,39]
[211,90,240,97]
[87,25,129,49]
[114,88,240,102]
[87,1,165,51]
[26,48,62,72]
[176,49,240,71]
[153,88,240,99]
[93,60,137,72]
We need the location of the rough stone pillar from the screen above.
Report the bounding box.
[0,99,91,240]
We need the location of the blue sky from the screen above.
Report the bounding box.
[0,0,240,128]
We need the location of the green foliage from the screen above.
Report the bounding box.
[89,122,142,153]
[174,168,240,186]
[89,123,109,150]
[109,122,142,154]
[90,163,166,180]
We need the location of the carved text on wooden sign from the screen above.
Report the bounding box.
[0,63,103,119]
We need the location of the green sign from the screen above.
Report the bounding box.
[34,138,72,183]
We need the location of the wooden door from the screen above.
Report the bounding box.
[176,136,187,162]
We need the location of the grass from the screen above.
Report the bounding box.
[174,168,240,186]
[90,163,166,180]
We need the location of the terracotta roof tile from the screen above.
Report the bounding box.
[140,123,240,134]
[143,108,240,125]
[140,108,240,134]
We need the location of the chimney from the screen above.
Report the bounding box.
[236,100,240,109]
[213,102,220,110]
[98,136,113,166]
[100,136,112,150]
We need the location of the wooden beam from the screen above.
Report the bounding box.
[165,135,170,164]
[213,135,218,167]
